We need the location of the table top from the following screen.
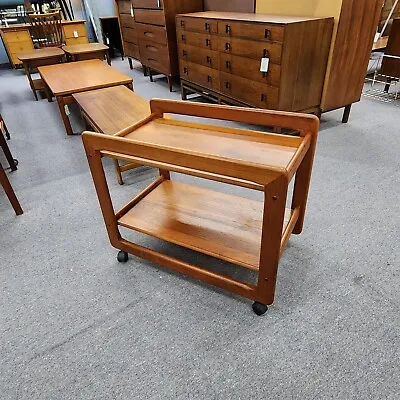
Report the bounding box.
[38,60,133,96]
[372,36,389,51]
[62,43,109,55]
[73,86,150,134]
[17,47,65,62]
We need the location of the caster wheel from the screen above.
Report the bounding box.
[13,159,19,166]
[252,302,268,316]
[117,251,128,263]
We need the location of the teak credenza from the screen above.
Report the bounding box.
[83,100,319,315]
[176,12,334,114]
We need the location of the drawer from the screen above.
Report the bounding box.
[142,51,170,75]
[220,72,279,109]
[136,23,166,45]
[8,40,34,54]
[124,42,140,59]
[177,30,218,50]
[176,16,218,34]
[178,43,219,70]
[121,27,137,44]
[219,53,281,87]
[65,36,89,46]
[63,23,87,39]
[139,39,169,61]
[132,0,163,9]
[219,37,282,64]
[218,21,285,43]
[3,29,31,43]
[180,61,219,91]
[117,0,132,15]
[134,9,165,26]
[119,14,136,29]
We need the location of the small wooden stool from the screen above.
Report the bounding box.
[62,43,111,65]
[73,85,151,184]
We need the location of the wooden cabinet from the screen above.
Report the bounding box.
[177,12,333,113]
[381,18,400,79]
[0,20,88,68]
[115,0,203,91]
[256,0,385,122]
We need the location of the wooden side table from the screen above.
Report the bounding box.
[62,43,111,65]
[82,100,319,315]
[17,48,66,101]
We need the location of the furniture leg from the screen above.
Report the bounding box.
[114,159,124,185]
[126,82,134,91]
[149,68,154,82]
[143,65,148,76]
[56,96,73,135]
[23,62,38,101]
[256,175,288,306]
[167,76,173,92]
[0,162,23,215]
[106,50,111,66]
[0,115,10,140]
[384,78,391,93]
[0,132,17,171]
[342,104,352,123]
[128,57,133,70]
[43,80,53,102]
[181,83,187,100]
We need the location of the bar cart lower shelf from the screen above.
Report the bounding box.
[83,99,319,315]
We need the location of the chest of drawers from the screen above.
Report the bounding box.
[176,12,334,113]
[116,0,203,91]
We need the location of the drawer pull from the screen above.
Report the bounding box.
[205,22,210,32]
[226,25,231,34]
[225,82,231,89]
[183,67,188,74]
[206,56,212,64]
[182,49,187,57]
[157,0,161,7]
[181,34,185,42]
[144,31,154,37]
[225,60,231,70]
[265,29,270,39]
[261,94,267,102]
[225,42,231,51]
[180,20,185,28]
[205,38,211,47]
[146,45,157,52]
[207,75,212,82]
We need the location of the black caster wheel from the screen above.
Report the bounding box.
[14,159,19,166]
[252,302,268,316]
[117,251,128,263]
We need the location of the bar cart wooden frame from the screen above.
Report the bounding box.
[82,100,319,315]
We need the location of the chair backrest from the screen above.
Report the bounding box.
[28,11,64,48]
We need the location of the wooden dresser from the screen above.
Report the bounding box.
[176,12,333,113]
[0,20,88,68]
[115,0,203,91]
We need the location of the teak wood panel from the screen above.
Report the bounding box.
[132,0,163,9]
[118,0,132,15]
[63,23,87,39]
[217,21,285,43]
[180,61,219,90]
[136,22,167,45]
[219,53,281,87]
[203,0,255,13]
[124,42,140,58]
[380,18,400,78]
[121,27,137,43]
[119,14,136,29]
[177,16,218,34]
[178,43,219,70]
[177,30,218,50]
[134,9,166,26]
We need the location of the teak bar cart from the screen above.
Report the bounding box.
[83,100,319,315]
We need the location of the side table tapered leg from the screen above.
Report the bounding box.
[0,162,23,215]
[56,96,73,135]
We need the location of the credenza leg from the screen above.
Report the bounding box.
[342,104,352,124]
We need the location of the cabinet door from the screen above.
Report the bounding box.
[180,61,219,90]
[177,30,218,50]
[178,43,219,70]
[176,17,218,34]
[219,37,282,64]
[220,72,279,109]
[219,53,281,87]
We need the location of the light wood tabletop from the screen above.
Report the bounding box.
[38,59,131,96]
[372,36,389,51]
[17,47,65,61]
[62,43,109,54]
[72,85,150,135]
[38,60,133,135]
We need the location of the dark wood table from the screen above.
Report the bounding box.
[38,60,133,135]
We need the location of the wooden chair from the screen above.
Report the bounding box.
[0,113,10,140]
[0,123,23,216]
[28,11,64,48]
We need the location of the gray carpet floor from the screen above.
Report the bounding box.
[1,59,399,400]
